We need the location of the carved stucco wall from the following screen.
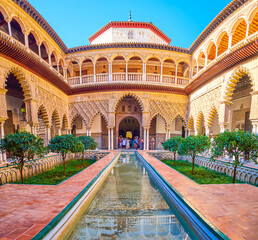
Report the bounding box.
[69,100,109,128]
[188,87,221,128]
[188,57,258,129]
[68,91,188,130]
[0,57,68,126]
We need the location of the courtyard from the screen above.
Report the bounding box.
[0,0,258,239]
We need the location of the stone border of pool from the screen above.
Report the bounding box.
[31,151,121,240]
[136,151,230,240]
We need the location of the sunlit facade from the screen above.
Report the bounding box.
[0,0,257,159]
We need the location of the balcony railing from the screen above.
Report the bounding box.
[96,73,109,82]
[128,73,142,81]
[68,73,189,87]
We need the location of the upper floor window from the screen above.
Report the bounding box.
[128,30,133,39]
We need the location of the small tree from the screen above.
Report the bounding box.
[211,130,258,183]
[48,135,84,176]
[78,136,97,166]
[0,131,45,183]
[162,136,183,165]
[178,135,210,175]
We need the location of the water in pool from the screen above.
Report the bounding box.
[69,153,192,239]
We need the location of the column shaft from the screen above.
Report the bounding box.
[7,21,12,36]
[126,61,128,81]
[79,65,82,84]
[111,128,114,150]
[143,129,146,150]
[93,63,96,82]
[146,129,149,150]
[108,128,110,150]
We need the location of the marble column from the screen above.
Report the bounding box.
[146,128,149,150]
[143,128,146,150]
[108,128,111,150]
[7,20,12,36]
[111,128,114,150]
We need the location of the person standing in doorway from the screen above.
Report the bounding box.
[118,136,122,149]
[126,138,130,149]
[122,137,126,149]
[150,137,155,150]
[138,137,143,150]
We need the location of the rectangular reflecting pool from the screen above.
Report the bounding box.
[69,153,192,239]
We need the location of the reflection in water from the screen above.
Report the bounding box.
[69,154,191,239]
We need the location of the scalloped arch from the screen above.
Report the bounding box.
[4,67,31,99]
[38,105,49,125]
[51,109,61,128]
[89,111,108,127]
[224,66,254,102]
[207,106,219,127]
[113,92,145,112]
[149,113,168,128]
[70,114,87,127]
[171,114,186,126]
[187,115,194,130]
[62,114,69,129]
[195,111,205,129]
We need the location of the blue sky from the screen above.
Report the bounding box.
[28,0,232,49]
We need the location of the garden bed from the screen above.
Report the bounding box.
[162,160,242,184]
[18,159,95,185]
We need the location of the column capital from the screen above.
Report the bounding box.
[0,118,8,123]
[23,97,37,103]
[4,17,12,23]
[250,119,258,124]
[143,126,149,130]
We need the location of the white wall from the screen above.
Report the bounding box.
[92,27,168,45]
